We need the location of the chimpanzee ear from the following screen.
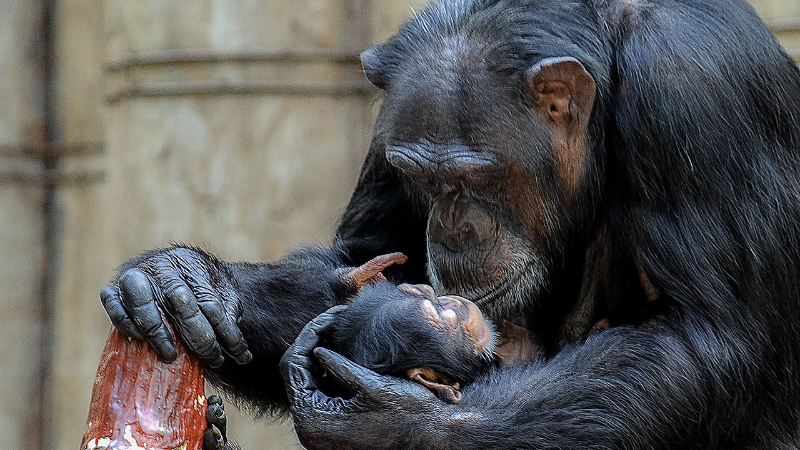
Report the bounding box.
[407,368,462,404]
[524,56,595,134]
[525,57,596,193]
[361,47,388,90]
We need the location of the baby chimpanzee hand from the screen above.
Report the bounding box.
[203,395,242,450]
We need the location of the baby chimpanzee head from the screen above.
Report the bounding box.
[329,281,497,403]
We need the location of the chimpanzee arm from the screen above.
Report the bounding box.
[201,245,351,411]
[99,243,350,409]
[100,145,428,412]
[282,308,759,450]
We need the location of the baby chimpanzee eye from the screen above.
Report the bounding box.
[441,309,458,327]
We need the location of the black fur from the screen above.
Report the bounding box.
[205,245,348,416]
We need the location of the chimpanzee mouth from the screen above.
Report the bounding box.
[473,262,540,308]
[426,221,548,316]
[431,256,546,316]
[471,274,522,307]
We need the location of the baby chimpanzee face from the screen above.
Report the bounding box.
[329,281,497,403]
[396,283,496,357]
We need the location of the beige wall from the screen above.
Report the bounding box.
[73,1,430,450]
[0,1,46,446]
[749,1,800,61]
[0,1,795,450]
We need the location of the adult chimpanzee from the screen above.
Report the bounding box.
[100,0,800,448]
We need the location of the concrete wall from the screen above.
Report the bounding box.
[1,1,429,450]
[0,1,47,447]
[750,1,800,62]
[0,1,796,450]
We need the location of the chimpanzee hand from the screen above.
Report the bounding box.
[280,306,442,450]
[204,395,242,450]
[100,246,252,368]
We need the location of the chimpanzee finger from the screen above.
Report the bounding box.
[363,252,408,271]
[118,268,178,362]
[206,395,227,439]
[100,285,143,340]
[315,347,436,407]
[160,278,225,368]
[347,252,408,289]
[313,347,387,397]
[203,425,224,450]
[180,264,252,365]
[292,305,348,356]
[280,305,347,391]
[195,293,252,365]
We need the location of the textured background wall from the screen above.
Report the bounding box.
[0,1,796,450]
[0,1,48,448]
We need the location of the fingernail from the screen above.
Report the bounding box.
[238,350,253,364]
[162,348,178,364]
[209,354,225,368]
[313,347,330,360]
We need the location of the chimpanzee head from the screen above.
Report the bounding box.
[329,281,496,403]
[361,0,611,319]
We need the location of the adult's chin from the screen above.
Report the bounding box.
[427,248,548,319]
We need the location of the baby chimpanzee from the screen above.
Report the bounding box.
[328,279,542,403]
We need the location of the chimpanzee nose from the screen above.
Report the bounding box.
[428,194,493,253]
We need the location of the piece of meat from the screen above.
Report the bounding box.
[81,322,206,450]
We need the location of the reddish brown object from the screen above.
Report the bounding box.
[80,325,207,450]
[345,252,408,290]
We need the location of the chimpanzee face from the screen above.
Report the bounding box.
[397,283,495,356]
[330,281,495,403]
[363,35,597,318]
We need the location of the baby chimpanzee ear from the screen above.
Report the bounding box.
[407,368,462,404]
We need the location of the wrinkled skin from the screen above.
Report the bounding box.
[101,247,251,368]
[279,306,445,449]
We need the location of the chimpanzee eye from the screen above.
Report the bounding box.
[420,300,441,321]
[441,309,458,327]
